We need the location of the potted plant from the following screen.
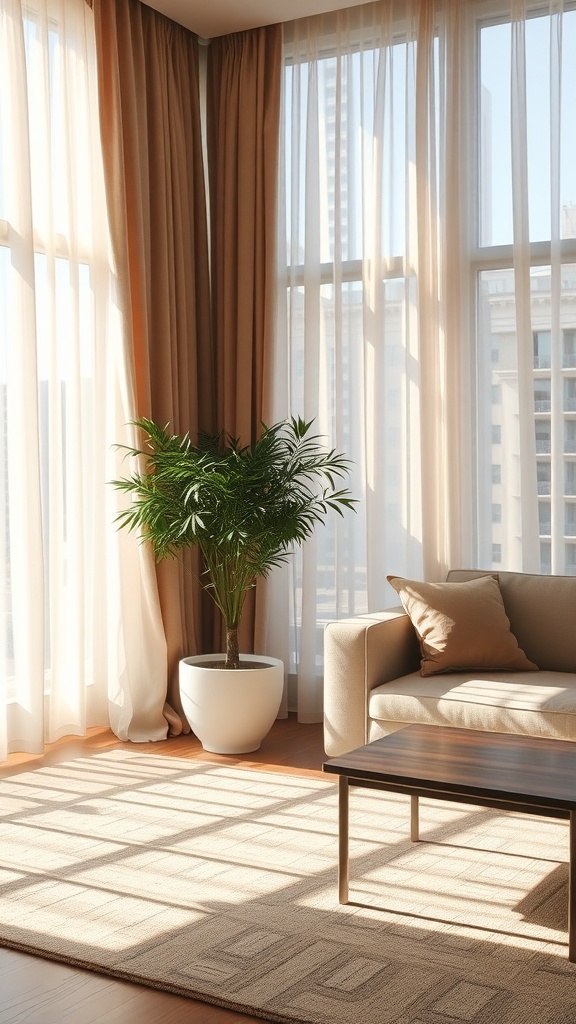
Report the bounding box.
[113,416,356,753]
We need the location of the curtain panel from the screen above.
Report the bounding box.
[266,0,471,722]
[0,0,167,759]
[207,26,283,660]
[269,0,576,722]
[91,0,214,731]
[92,7,284,685]
[207,26,282,441]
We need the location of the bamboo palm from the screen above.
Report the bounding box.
[113,416,356,669]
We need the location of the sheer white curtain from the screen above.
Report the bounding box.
[268,0,576,724]
[265,0,472,723]
[0,0,167,760]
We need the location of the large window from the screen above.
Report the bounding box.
[274,0,576,712]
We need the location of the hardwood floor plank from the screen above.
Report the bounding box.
[0,716,327,1023]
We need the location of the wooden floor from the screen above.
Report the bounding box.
[0,716,327,1024]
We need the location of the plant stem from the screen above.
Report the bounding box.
[225,626,240,669]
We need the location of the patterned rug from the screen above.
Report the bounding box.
[0,750,574,1024]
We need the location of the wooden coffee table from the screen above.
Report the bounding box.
[323,724,576,961]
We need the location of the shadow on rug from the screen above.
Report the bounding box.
[0,750,574,1024]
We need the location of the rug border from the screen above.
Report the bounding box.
[0,932,318,1024]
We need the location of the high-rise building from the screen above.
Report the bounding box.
[482,235,576,575]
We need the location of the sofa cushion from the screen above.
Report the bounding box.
[446,569,576,673]
[387,574,538,677]
[369,670,576,742]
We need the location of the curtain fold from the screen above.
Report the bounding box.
[509,0,541,569]
[207,25,282,660]
[91,0,214,730]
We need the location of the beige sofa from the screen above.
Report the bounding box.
[323,569,576,757]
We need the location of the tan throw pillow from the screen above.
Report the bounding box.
[387,574,538,677]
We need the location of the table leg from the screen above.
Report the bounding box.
[565,806,569,958]
[338,776,349,904]
[410,793,419,842]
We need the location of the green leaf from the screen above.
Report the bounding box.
[111,417,357,664]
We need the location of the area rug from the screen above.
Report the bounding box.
[0,751,575,1024]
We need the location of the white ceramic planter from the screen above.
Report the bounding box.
[179,654,284,754]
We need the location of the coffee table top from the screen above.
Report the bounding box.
[323,724,576,813]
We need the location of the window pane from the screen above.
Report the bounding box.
[539,501,551,535]
[566,502,576,534]
[284,271,419,639]
[565,420,576,452]
[566,541,576,571]
[478,264,576,573]
[284,38,414,265]
[35,254,95,676]
[533,331,551,370]
[480,11,576,247]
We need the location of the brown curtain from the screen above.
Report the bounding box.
[207,26,281,438]
[92,0,214,732]
[207,25,282,654]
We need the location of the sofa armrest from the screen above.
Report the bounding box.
[323,608,419,756]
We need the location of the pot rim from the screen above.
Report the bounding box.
[180,653,283,671]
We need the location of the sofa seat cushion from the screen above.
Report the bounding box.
[369,670,576,742]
